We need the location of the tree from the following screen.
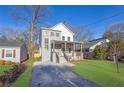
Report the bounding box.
[0,27,23,40]
[104,23,124,73]
[11,5,50,57]
[93,45,107,60]
[107,40,124,72]
[74,25,93,42]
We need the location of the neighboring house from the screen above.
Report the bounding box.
[41,22,83,63]
[0,39,28,63]
[82,37,110,59]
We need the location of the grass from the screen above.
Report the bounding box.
[72,60,124,87]
[0,65,13,75]
[11,58,37,87]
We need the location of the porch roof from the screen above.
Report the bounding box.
[51,40,83,44]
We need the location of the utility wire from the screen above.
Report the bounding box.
[86,11,124,27]
[75,11,124,40]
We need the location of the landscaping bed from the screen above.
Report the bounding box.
[11,58,37,87]
[72,60,124,87]
[0,63,26,87]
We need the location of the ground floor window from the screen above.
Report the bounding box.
[45,38,49,50]
[6,50,13,57]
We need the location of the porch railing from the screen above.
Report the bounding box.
[63,52,69,61]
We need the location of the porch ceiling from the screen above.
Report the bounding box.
[51,40,83,44]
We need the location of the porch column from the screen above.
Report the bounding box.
[52,41,56,63]
[80,43,83,60]
[73,43,76,60]
[65,42,67,52]
[53,41,55,52]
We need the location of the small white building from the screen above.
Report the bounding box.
[0,39,28,63]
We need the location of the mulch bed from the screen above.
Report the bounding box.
[0,63,27,87]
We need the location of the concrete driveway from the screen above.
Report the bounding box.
[31,62,100,87]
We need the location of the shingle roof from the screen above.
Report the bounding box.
[0,38,23,47]
[62,22,76,33]
[82,38,106,48]
[89,37,106,42]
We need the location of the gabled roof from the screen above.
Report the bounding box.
[0,38,23,47]
[41,27,62,32]
[89,37,106,42]
[82,38,108,49]
[51,22,75,35]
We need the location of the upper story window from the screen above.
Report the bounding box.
[45,31,48,36]
[50,32,54,36]
[56,33,60,37]
[67,37,70,41]
[62,36,65,41]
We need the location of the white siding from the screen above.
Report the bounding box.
[51,23,74,41]
[41,29,61,62]
[0,47,20,63]
[90,42,102,50]
[0,44,28,63]
[41,22,75,62]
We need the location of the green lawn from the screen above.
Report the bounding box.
[11,58,37,87]
[0,65,13,75]
[72,60,124,87]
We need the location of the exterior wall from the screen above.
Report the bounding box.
[89,42,102,52]
[0,44,28,63]
[20,44,28,62]
[0,46,20,63]
[41,28,61,62]
[89,39,109,52]
[51,23,74,41]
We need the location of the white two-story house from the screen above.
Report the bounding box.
[41,22,83,63]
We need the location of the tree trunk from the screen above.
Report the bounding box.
[113,55,120,73]
[29,23,35,58]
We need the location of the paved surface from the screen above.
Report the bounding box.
[31,62,100,87]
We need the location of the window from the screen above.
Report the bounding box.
[85,49,89,52]
[6,50,12,57]
[45,31,48,36]
[45,38,49,50]
[67,37,70,41]
[56,33,60,37]
[62,36,65,41]
[51,32,54,36]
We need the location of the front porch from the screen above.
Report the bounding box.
[51,40,83,63]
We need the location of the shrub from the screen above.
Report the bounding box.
[93,45,107,60]
[0,63,26,86]
[6,60,12,65]
[0,60,5,65]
